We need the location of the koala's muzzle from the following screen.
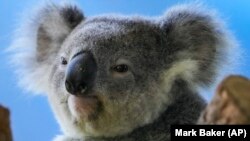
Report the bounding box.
[65,52,97,96]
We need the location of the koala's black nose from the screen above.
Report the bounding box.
[65,52,97,95]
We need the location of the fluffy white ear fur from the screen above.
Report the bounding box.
[8,2,83,94]
[8,8,49,94]
[161,3,240,89]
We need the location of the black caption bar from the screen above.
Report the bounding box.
[171,125,250,141]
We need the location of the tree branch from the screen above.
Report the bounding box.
[0,105,12,141]
[198,75,250,124]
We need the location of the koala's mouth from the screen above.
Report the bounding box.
[68,95,103,121]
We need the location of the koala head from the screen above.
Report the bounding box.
[11,3,234,139]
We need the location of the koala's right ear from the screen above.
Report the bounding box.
[36,4,84,62]
[9,4,84,94]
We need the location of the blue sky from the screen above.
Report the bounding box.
[0,0,249,141]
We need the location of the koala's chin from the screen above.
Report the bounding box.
[68,95,101,121]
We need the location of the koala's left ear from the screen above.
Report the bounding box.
[159,4,234,86]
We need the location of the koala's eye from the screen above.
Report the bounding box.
[112,64,128,73]
[61,57,68,65]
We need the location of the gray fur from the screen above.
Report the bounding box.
[10,3,236,141]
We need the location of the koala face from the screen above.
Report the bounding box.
[11,3,234,139]
[50,18,171,137]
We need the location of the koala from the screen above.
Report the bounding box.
[10,3,236,141]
